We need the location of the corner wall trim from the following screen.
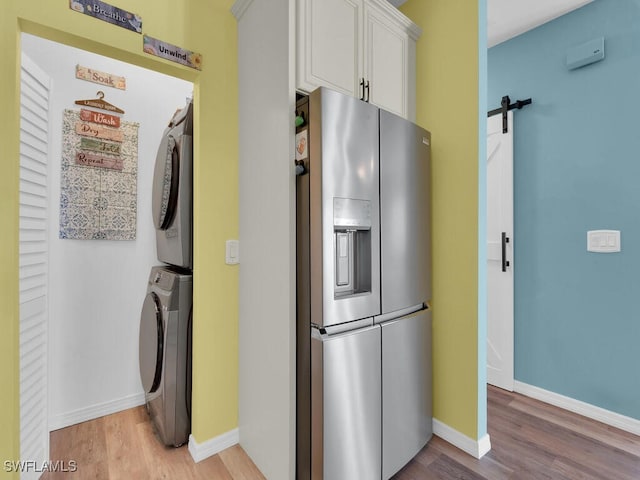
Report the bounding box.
[432,418,491,459]
[514,381,640,436]
[231,0,253,20]
[188,429,239,463]
[49,392,146,431]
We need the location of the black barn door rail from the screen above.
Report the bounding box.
[488,95,532,133]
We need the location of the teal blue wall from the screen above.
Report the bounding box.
[488,0,640,420]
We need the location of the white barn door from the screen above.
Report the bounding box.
[19,52,51,478]
[487,111,514,391]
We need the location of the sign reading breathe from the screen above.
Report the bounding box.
[69,0,142,33]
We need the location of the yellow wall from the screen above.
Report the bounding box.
[401,0,481,439]
[0,1,237,474]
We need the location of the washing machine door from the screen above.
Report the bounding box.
[152,133,180,231]
[139,292,164,393]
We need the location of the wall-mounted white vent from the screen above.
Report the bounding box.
[566,37,605,70]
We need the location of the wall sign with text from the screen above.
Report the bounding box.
[79,108,121,128]
[143,35,202,70]
[76,65,126,90]
[75,151,123,171]
[75,122,124,142]
[80,137,121,155]
[69,0,142,33]
[61,110,139,241]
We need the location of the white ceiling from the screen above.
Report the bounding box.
[387,0,594,48]
[487,0,593,47]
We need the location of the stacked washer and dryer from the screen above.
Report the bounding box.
[138,101,193,447]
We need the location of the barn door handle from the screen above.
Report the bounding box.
[359,78,365,100]
[364,80,370,103]
[501,232,510,272]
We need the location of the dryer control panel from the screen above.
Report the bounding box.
[150,268,176,291]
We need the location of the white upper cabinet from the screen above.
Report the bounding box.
[297,0,421,120]
[364,2,411,118]
[297,0,363,98]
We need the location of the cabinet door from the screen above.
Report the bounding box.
[297,0,363,97]
[363,2,409,118]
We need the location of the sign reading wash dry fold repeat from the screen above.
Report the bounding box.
[60,109,139,241]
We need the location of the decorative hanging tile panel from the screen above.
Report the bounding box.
[60,109,139,240]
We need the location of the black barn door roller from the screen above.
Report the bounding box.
[488,95,532,133]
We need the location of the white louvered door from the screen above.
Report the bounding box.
[19,52,51,479]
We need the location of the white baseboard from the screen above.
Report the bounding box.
[188,429,239,463]
[432,418,491,459]
[514,381,640,436]
[49,392,146,431]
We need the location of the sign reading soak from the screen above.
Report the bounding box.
[143,35,202,70]
[76,65,126,90]
[75,151,123,170]
[69,0,142,33]
[79,108,121,128]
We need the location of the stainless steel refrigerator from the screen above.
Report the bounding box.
[296,87,432,480]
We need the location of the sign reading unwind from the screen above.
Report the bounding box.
[143,35,202,70]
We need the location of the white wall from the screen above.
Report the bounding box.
[235,0,297,478]
[21,33,193,429]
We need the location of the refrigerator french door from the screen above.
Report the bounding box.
[378,108,433,479]
[296,87,432,480]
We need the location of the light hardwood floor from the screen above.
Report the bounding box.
[43,387,640,479]
[42,406,265,480]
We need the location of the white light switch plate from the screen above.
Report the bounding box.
[226,240,240,264]
[587,230,620,253]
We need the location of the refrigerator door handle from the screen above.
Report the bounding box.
[501,232,510,272]
[321,317,374,336]
[374,303,425,324]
